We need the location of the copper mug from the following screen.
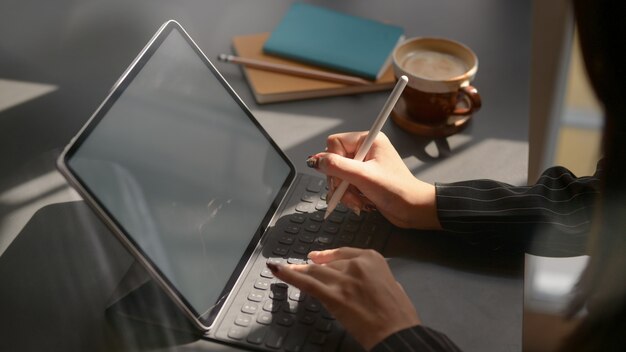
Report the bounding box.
[392,37,481,126]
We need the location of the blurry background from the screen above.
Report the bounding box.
[554,28,602,176]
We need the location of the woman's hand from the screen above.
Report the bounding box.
[307,132,441,229]
[268,247,421,351]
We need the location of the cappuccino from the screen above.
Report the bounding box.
[401,50,467,81]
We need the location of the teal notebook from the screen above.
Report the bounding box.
[263,3,404,80]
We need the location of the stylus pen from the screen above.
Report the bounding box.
[217,54,371,86]
[324,75,409,219]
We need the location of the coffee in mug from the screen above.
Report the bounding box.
[392,37,481,127]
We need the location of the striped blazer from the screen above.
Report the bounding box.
[372,162,603,351]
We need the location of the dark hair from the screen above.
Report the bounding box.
[561,0,626,350]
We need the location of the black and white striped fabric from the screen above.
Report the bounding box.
[436,162,603,235]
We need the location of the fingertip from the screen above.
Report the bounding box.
[266,262,282,274]
[307,250,321,259]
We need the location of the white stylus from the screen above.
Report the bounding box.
[324,75,409,219]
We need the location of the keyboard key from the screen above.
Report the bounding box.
[304,300,321,312]
[254,279,271,290]
[284,330,308,352]
[337,232,355,243]
[335,203,349,213]
[272,281,289,290]
[304,223,321,233]
[316,235,334,245]
[273,246,289,256]
[285,225,300,234]
[328,214,345,223]
[241,303,258,314]
[323,225,339,234]
[296,203,315,213]
[260,268,274,279]
[301,193,315,203]
[247,327,268,345]
[257,312,273,325]
[235,314,252,327]
[248,291,264,302]
[276,314,295,327]
[299,233,315,243]
[263,300,281,313]
[283,300,299,313]
[228,326,247,340]
[290,214,306,224]
[293,244,310,255]
[279,235,295,245]
[309,212,325,222]
[270,289,287,301]
[287,257,306,264]
[315,200,327,211]
[266,327,288,349]
[300,313,317,325]
[267,257,284,265]
[289,290,306,302]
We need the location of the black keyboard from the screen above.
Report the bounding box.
[215,174,391,351]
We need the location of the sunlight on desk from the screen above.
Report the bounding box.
[0,79,57,113]
[251,110,342,150]
[0,170,81,256]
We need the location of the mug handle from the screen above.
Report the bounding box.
[451,85,482,116]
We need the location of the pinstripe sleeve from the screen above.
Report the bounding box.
[435,161,603,245]
[371,325,462,352]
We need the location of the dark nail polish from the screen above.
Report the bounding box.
[306,156,318,169]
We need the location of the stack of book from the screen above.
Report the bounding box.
[227,3,404,104]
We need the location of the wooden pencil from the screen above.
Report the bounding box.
[218,54,371,86]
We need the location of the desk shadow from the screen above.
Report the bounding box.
[385,228,525,278]
[0,201,199,352]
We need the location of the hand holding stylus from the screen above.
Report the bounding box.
[323,76,408,219]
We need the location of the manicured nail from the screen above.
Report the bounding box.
[306,156,318,169]
[350,205,361,216]
[266,262,281,274]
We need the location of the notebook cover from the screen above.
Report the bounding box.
[232,33,395,104]
[262,3,404,80]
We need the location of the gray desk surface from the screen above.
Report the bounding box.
[0,1,530,351]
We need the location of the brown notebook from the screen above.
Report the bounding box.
[231,33,395,104]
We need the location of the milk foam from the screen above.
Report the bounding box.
[402,50,467,80]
